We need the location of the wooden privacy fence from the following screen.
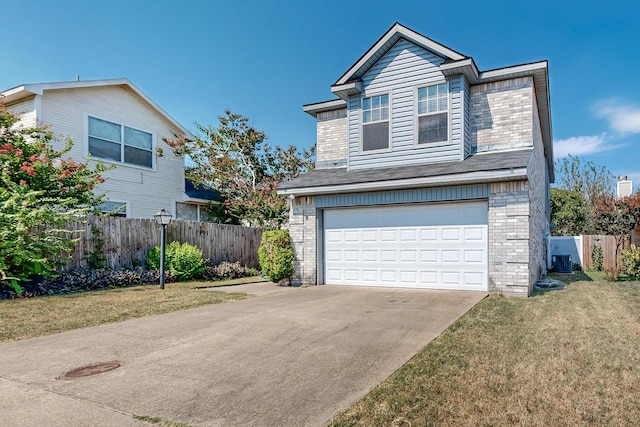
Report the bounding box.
[582,234,630,272]
[60,216,263,271]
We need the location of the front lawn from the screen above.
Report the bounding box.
[332,276,640,426]
[0,278,258,343]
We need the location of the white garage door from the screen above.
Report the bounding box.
[323,201,488,291]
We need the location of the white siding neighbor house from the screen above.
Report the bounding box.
[280,23,554,297]
[1,78,210,219]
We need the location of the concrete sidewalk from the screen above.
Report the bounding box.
[0,284,485,426]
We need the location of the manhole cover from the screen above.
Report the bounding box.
[58,361,121,380]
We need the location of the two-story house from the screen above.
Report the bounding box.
[279,23,554,296]
[2,78,217,219]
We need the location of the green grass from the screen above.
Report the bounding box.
[0,277,261,343]
[331,278,640,427]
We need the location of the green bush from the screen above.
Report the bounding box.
[622,245,640,279]
[592,245,603,271]
[258,230,295,282]
[146,241,205,281]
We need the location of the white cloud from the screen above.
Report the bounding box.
[553,134,622,158]
[595,99,640,134]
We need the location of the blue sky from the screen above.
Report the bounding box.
[3,0,640,188]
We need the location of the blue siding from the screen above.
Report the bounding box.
[315,184,489,208]
[347,39,463,171]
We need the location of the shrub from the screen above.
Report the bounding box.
[592,245,603,271]
[146,241,205,281]
[258,230,295,282]
[622,245,640,279]
[0,267,169,300]
[199,260,261,281]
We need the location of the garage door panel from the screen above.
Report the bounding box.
[420,271,438,284]
[464,250,484,263]
[380,250,397,262]
[464,272,485,286]
[442,228,461,241]
[324,201,488,291]
[442,250,460,263]
[362,230,378,241]
[442,271,461,285]
[420,250,438,263]
[420,229,438,241]
[344,250,359,262]
[464,227,485,241]
[380,230,397,241]
[362,250,378,262]
[400,229,418,241]
[380,271,397,282]
[400,271,418,283]
[400,250,417,262]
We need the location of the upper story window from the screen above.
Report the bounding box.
[88,116,153,168]
[417,83,448,144]
[362,93,389,152]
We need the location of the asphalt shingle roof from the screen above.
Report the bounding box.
[280,149,532,190]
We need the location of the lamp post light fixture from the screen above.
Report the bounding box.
[153,209,172,289]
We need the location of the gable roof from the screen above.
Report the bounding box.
[333,22,466,89]
[1,78,194,140]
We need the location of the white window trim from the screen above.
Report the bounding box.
[413,81,451,148]
[359,91,392,154]
[84,113,157,171]
[99,199,130,218]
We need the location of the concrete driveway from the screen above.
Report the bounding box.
[0,284,485,426]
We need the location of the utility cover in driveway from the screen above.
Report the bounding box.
[324,201,488,290]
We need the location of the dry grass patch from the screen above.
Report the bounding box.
[0,278,257,343]
[332,280,640,427]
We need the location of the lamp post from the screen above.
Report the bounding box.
[153,209,172,289]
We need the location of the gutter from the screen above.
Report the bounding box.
[278,167,528,197]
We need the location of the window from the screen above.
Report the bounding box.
[362,94,389,151]
[88,116,153,168]
[417,83,448,144]
[98,200,127,217]
[176,202,218,223]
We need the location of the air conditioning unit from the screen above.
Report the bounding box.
[553,255,572,273]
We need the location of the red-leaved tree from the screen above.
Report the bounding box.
[0,101,110,293]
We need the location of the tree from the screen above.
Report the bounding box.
[550,188,587,236]
[555,155,616,204]
[0,102,110,293]
[554,155,617,234]
[166,110,314,228]
[590,194,640,278]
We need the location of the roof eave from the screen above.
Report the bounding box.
[333,22,466,87]
[1,78,195,141]
[278,168,528,196]
[302,99,348,117]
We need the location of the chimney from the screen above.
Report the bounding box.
[616,176,633,199]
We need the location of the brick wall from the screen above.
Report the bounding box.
[471,77,534,153]
[316,109,347,168]
[288,196,317,285]
[527,95,549,288]
[488,181,531,296]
